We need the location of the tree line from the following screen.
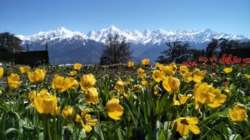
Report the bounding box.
[100,34,250,64]
[1,32,250,65]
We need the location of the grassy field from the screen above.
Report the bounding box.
[0,61,249,140]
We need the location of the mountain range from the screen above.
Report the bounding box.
[17,26,248,64]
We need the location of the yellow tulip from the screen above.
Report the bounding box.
[66,77,79,89]
[68,70,78,76]
[106,98,124,121]
[194,83,226,109]
[127,60,134,68]
[152,70,164,83]
[194,83,212,108]
[28,90,36,102]
[19,66,30,74]
[141,58,150,66]
[162,76,180,94]
[223,67,233,74]
[0,67,4,79]
[27,68,46,83]
[75,114,82,123]
[80,74,96,90]
[32,89,58,115]
[84,114,97,126]
[82,114,98,133]
[75,112,98,133]
[80,109,91,118]
[162,63,177,75]
[114,80,125,92]
[182,72,193,83]
[155,63,164,70]
[73,63,82,71]
[192,69,206,83]
[173,94,191,106]
[82,125,92,133]
[179,65,189,75]
[137,68,146,78]
[174,117,200,137]
[52,75,65,91]
[62,106,74,118]
[141,79,148,86]
[52,75,78,92]
[228,103,248,122]
[84,87,99,104]
[206,88,227,108]
[7,73,22,89]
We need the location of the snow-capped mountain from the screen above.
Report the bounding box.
[19,26,247,44]
[18,27,86,43]
[17,26,248,64]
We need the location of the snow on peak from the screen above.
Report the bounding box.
[100,25,121,32]
[19,26,248,45]
[22,26,86,42]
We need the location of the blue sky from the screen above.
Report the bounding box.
[0,0,249,37]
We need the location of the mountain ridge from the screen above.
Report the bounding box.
[17,26,248,45]
[16,26,249,64]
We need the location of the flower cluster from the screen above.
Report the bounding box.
[0,60,249,139]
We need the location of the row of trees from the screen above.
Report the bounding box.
[206,38,250,58]
[1,32,250,65]
[100,34,250,64]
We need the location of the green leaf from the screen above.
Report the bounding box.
[157,129,166,140]
[117,127,124,140]
[4,128,19,136]
[94,125,105,140]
